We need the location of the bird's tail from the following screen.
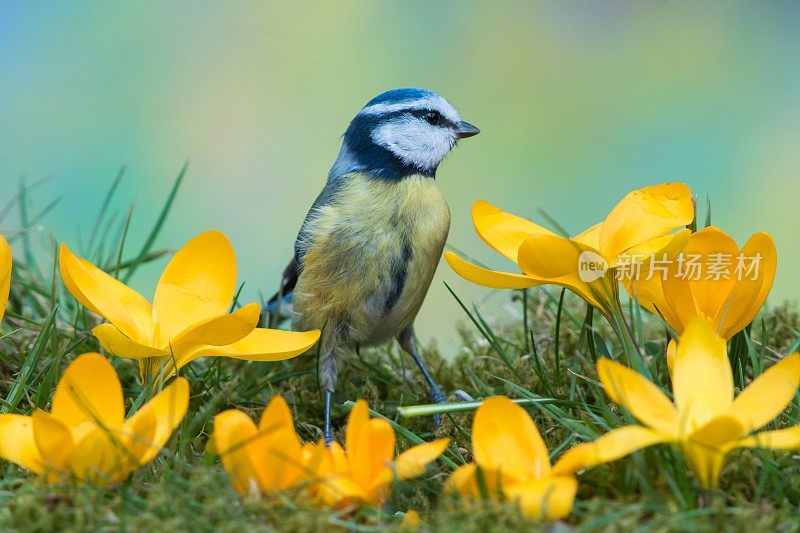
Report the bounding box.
[263,291,294,328]
[263,256,299,328]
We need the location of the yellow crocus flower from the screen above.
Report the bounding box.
[59,230,320,383]
[213,395,308,496]
[214,398,448,509]
[307,400,449,509]
[557,318,800,488]
[445,183,693,316]
[0,353,188,484]
[445,396,579,521]
[625,225,777,340]
[0,235,10,323]
[400,509,422,529]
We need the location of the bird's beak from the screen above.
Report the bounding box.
[456,121,480,139]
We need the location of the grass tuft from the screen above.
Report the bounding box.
[0,170,798,531]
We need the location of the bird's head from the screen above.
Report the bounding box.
[330,88,479,181]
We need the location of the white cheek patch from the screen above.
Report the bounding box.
[371,116,456,171]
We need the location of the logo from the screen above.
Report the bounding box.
[578,250,608,282]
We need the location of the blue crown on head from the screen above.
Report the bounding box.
[364,88,435,107]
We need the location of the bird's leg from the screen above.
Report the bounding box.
[323,388,334,446]
[397,325,447,428]
[319,353,338,446]
[319,329,345,447]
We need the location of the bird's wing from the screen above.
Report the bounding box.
[265,177,345,324]
[293,176,344,266]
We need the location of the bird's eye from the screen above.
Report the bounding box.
[424,111,441,126]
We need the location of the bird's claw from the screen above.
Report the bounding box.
[453,389,474,402]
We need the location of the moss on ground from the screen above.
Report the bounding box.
[1,287,799,532]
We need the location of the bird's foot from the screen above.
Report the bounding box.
[430,387,447,405]
[453,389,474,402]
[430,386,447,430]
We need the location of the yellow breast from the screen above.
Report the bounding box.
[293,174,450,345]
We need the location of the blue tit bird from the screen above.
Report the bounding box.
[268,88,479,444]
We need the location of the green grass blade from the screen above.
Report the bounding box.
[122,162,188,283]
[2,307,58,413]
[88,165,126,255]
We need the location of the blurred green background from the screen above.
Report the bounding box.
[1,2,797,353]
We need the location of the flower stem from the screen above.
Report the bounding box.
[605,280,650,378]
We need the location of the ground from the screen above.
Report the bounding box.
[1,177,799,532]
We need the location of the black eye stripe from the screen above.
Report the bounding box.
[410,109,455,128]
[374,108,455,128]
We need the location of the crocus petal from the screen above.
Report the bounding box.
[0,414,43,474]
[67,425,134,484]
[367,467,395,505]
[472,200,553,262]
[682,227,739,324]
[326,440,350,476]
[174,327,320,369]
[717,232,777,339]
[672,318,733,432]
[0,235,11,322]
[727,353,800,434]
[684,415,744,488]
[518,234,593,279]
[59,243,153,343]
[737,426,800,450]
[573,222,602,249]
[597,358,679,435]
[472,396,551,482]
[216,404,305,495]
[31,411,75,474]
[151,230,237,340]
[317,473,367,508]
[301,441,326,475]
[666,339,677,380]
[623,231,688,332]
[444,463,504,503]
[503,476,577,520]
[444,463,480,498]
[444,251,544,289]
[747,232,777,320]
[401,510,421,529]
[169,302,260,355]
[617,229,690,293]
[92,324,170,359]
[350,418,396,498]
[552,425,669,475]
[51,353,125,430]
[345,399,370,456]
[517,235,606,311]
[121,377,189,466]
[620,229,691,263]
[598,182,693,262]
[395,438,450,480]
[256,395,305,489]
[313,442,368,508]
[660,255,699,334]
[213,409,262,495]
